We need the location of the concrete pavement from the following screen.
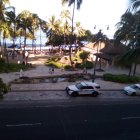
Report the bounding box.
[0,64,136,101]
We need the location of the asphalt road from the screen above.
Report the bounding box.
[0,100,140,140]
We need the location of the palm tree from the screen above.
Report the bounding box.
[114,10,140,76]
[0,0,10,56]
[93,30,110,69]
[116,47,140,76]
[1,22,11,62]
[46,15,61,48]
[30,13,40,50]
[129,0,140,11]
[60,10,71,47]
[62,0,83,65]
[5,8,17,46]
[74,21,85,52]
[16,10,33,58]
[62,0,83,32]
[114,12,136,45]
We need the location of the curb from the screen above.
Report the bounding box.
[9,89,123,92]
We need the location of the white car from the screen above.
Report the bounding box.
[65,81,100,97]
[123,84,140,96]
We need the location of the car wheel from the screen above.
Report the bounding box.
[71,92,78,97]
[92,91,98,97]
[131,92,136,96]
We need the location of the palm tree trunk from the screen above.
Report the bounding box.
[93,56,98,82]
[133,63,137,76]
[23,29,27,59]
[4,40,9,63]
[99,58,102,70]
[0,32,3,58]
[69,0,75,66]
[3,33,9,63]
[128,64,132,76]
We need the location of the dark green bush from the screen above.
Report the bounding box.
[0,78,10,99]
[47,56,61,62]
[45,61,62,68]
[83,61,94,69]
[0,63,29,73]
[64,65,73,70]
[0,58,5,64]
[75,61,94,69]
[103,73,140,83]
[75,63,83,69]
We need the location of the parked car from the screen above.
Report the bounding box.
[65,81,101,97]
[123,84,140,96]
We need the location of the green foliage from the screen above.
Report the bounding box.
[79,51,90,63]
[47,56,61,62]
[83,61,94,69]
[0,61,29,73]
[75,61,94,69]
[0,58,6,64]
[46,61,62,68]
[103,73,140,83]
[75,63,83,68]
[45,56,62,68]
[0,78,10,99]
[64,65,73,70]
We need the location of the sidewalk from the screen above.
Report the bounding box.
[0,53,137,101]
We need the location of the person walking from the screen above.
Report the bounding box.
[51,66,54,74]
[25,51,29,65]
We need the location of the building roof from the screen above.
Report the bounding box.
[100,44,126,55]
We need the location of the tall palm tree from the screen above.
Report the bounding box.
[0,0,10,56]
[114,10,140,76]
[16,10,33,58]
[74,21,85,38]
[1,22,11,62]
[129,0,140,11]
[92,30,110,79]
[60,10,71,47]
[30,13,40,50]
[62,0,83,65]
[5,8,17,46]
[47,15,61,47]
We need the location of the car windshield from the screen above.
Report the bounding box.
[76,83,84,89]
[130,85,139,90]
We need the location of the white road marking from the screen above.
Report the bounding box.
[122,116,140,120]
[6,123,42,127]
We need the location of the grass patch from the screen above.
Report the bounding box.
[0,58,33,73]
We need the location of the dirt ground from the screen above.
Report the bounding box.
[7,51,49,65]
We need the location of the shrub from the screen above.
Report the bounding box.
[0,63,29,73]
[103,73,140,83]
[75,61,94,69]
[64,65,73,70]
[83,61,94,69]
[47,56,61,62]
[0,78,10,99]
[0,58,5,64]
[45,61,62,68]
[75,63,83,69]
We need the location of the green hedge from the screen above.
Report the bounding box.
[75,61,94,69]
[0,78,10,99]
[0,63,29,73]
[103,73,140,83]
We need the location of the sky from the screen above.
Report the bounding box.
[10,0,129,41]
